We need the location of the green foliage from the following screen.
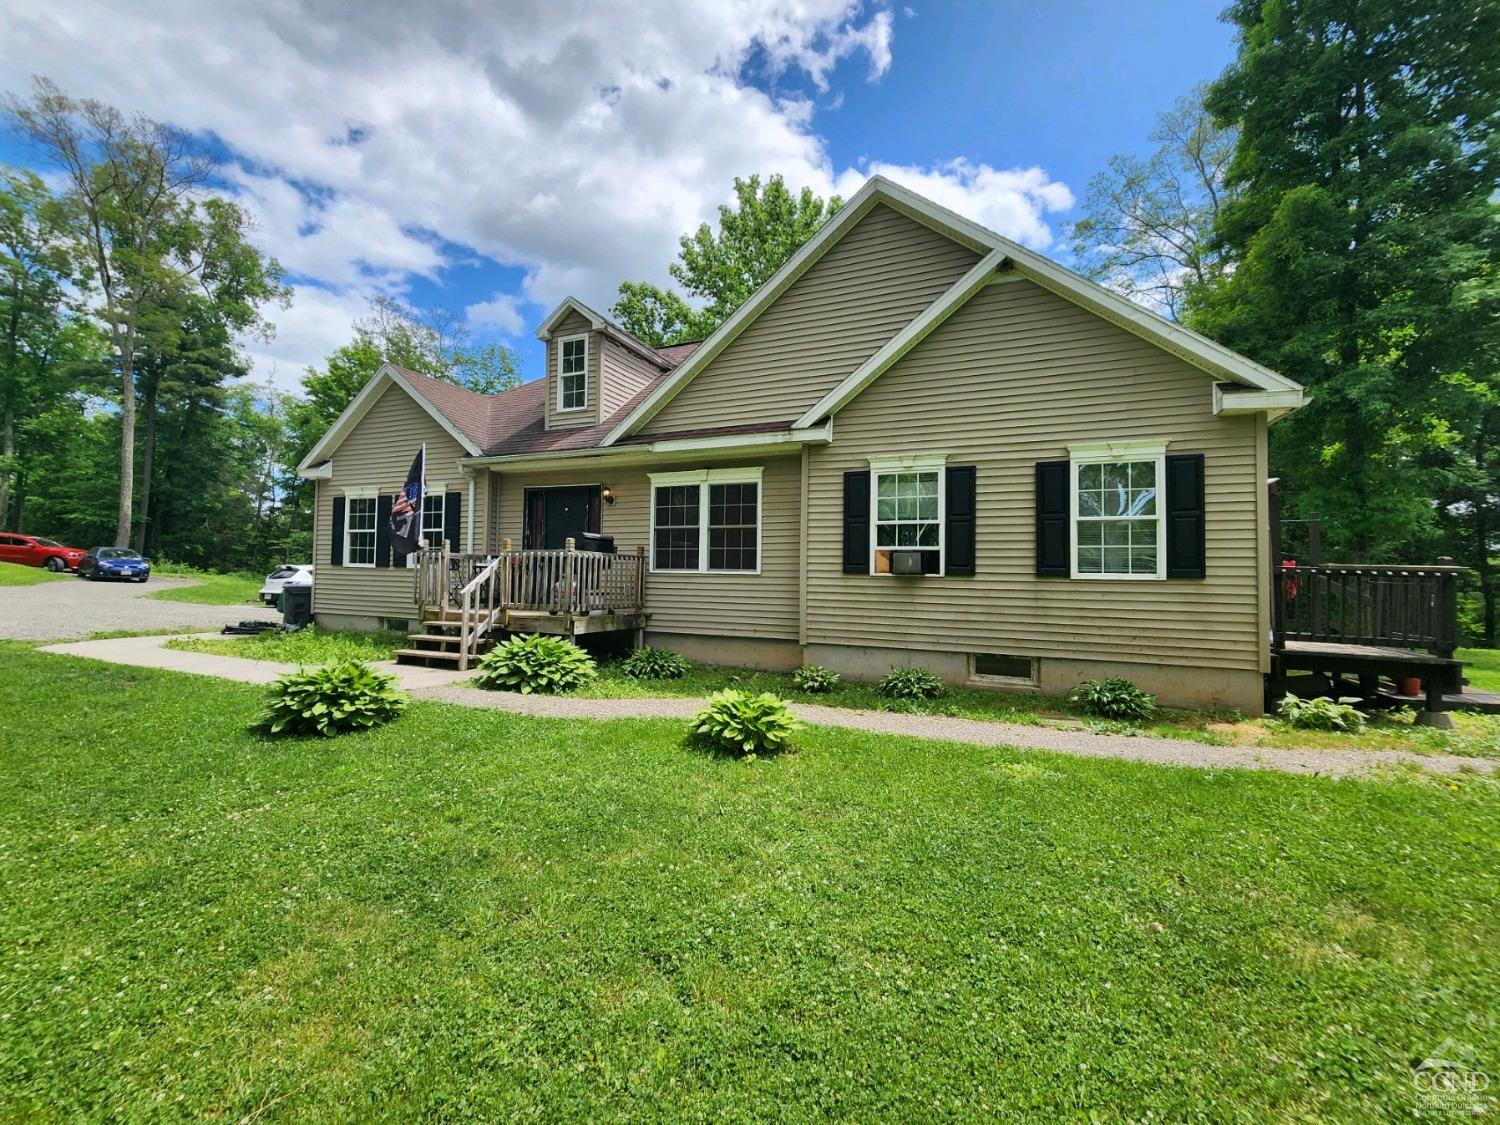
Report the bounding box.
[619,645,690,680]
[1187,0,1500,564]
[1277,693,1366,733]
[147,566,263,605]
[690,688,801,756]
[876,666,945,701]
[792,664,840,693]
[612,175,842,346]
[256,660,407,738]
[1069,678,1157,722]
[474,634,597,694]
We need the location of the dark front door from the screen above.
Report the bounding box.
[523,486,601,550]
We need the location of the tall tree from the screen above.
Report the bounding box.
[1188,0,1500,563]
[612,175,842,346]
[1070,87,1238,318]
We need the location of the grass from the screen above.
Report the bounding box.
[146,562,264,606]
[1,643,1496,1120]
[0,560,69,586]
[165,625,408,665]
[156,627,1500,759]
[1459,647,1500,693]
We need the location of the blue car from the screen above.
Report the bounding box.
[77,547,152,583]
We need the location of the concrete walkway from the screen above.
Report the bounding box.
[37,634,1498,779]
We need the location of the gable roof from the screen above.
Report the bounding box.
[534,295,676,371]
[296,363,484,473]
[601,175,1302,445]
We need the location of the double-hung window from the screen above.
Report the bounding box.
[558,335,588,412]
[344,492,378,567]
[650,468,762,573]
[869,455,946,575]
[1068,441,1166,579]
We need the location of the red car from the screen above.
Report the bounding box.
[0,532,88,572]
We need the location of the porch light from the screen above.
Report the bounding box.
[602,485,615,506]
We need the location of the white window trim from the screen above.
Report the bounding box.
[556,333,589,413]
[342,490,379,569]
[867,454,948,577]
[1066,439,1167,581]
[405,481,448,567]
[648,466,764,575]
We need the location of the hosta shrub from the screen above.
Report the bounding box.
[792,664,840,693]
[620,646,690,680]
[257,661,406,737]
[877,666,945,701]
[1069,677,1156,722]
[475,634,596,694]
[1278,693,1365,732]
[691,689,801,757]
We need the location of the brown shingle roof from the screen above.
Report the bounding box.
[652,340,703,367]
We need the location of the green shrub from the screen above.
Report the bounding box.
[792,664,841,693]
[257,661,407,737]
[876,666,945,701]
[691,689,801,756]
[475,634,597,694]
[1278,693,1366,732]
[1069,677,1157,722]
[620,646,690,680]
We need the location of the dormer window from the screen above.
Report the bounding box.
[558,334,588,411]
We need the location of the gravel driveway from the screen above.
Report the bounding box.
[0,574,276,641]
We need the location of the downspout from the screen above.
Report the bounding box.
[466,470,476,553]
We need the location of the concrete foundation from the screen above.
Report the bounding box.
[645,631,802,673]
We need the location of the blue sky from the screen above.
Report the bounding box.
[0,1,1238,391]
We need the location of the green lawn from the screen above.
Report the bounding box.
[0,560,69,586]
[160,631,1500,758]
[167,625,408,665]
[146,566,264,606]
[2,643,1496,1120]
[1459,647,1500,693]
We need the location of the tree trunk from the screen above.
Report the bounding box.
[0,404,13,527]
[115,341,135,547]
[1476,410,1496,647]
[133,383,158,553]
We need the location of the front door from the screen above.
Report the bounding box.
[523,486,601,550]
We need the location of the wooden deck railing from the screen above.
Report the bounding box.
[1273,564,1463,656]
[414,539,646,668]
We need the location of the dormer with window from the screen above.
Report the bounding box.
[536,297,673,431]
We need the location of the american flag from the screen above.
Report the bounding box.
[390,444,425,556]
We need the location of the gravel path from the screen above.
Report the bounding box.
[34,634,1497,779]
[0,575,276,640]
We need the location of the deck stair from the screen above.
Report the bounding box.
[394,539,647,671]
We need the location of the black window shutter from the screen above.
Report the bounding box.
[945,465,977,576]
[1035,461,1070,577]
[444,490,463,552]
[842,470,870,574]
[1165,453,1206,579]
[375,494,393,567]
[329,497,345,566]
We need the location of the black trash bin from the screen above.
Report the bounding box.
[576,532,616,554]
[281,584,313,628]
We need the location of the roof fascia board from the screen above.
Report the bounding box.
[295,363,480,473]
[535,296,606,339]
[463,422,832,471]
[793,249,1006,427]
[599,183,892,446]
[299,460,333,480]
[1213,384,1307,415]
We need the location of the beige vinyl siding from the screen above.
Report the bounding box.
[544,310,600,430]
[805,276,1268,674]
[488,455,801,640]
[314,382,486,620]
[600,336,662,419]
[638,203,981,434]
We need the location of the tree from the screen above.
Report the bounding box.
[0,167,76,523]
[1070,87,1238,318]
[1187,0,1500,566]
[5,77,216,546]
[612,175,842,346]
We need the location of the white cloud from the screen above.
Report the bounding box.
[465,293,526,336]
[0,1,1075,391]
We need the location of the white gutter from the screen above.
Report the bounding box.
[460,421,833,471]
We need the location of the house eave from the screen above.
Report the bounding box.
[1213,384,1308,416]
[462,422,833,472]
